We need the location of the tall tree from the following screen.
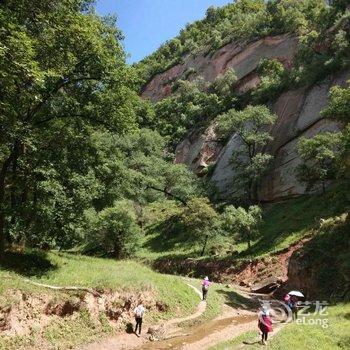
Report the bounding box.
[181,197,219,256]
[216,105,277,202]
[321,82,350,179]
[221,205,262,250]
[0,1,139,257]
[296,133,341,193]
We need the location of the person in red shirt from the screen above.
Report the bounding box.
[258,305,273,345]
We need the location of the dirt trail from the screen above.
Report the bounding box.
[141,305,256,350]
[166,284,206,327]
[77,283,205,350]
[78,284,263,350]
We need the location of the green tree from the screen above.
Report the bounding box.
[252,59,286,103]
[221,205,262,250]
[296,133,341,193]
[210,68,238,109]
[181,197,219,256]
[216,105,277,202]
[93,201,142,258]
[154,79,221,146]
[321,82,350,180]
[321,82,350,122]
[0,1,138,257]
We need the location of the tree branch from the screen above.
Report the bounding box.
[33,113,120,134]
[25,54,99,122]
[145,185,187,205]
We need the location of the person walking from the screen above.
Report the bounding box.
[258,305,273,345]
[201,276,211,301]
[284,293,293,320]
[290,295,299,321]
[133,302,145,336]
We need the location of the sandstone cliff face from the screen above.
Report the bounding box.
[142,34,297,102]
[174,124,221,174]
[143,34,349,201]
[257,72,348,201]
[182,70,348,201]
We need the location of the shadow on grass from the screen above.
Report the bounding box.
[289,215,350,299]
[217,289,258,310]
[239,187,349,259]
[125,322,134,334]
[143,213,203,254]
[243,340,261,345]
[0,250,56,277]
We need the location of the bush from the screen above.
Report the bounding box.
[86,201,142,258]
[181,197,220,255]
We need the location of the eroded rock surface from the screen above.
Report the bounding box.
[176,70,349,201]
[143,30,348,201]
[142,34,297,102]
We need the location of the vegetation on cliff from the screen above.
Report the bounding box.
[136,0,343,87]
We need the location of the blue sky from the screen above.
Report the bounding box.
[95,0,233,63]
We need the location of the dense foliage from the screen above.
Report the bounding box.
[181,197,220,255]
[135,0,339,87]
[221,205,262,249]
[296,79,350,195]
[1,0,349,263]
[296,132,341,193]
[0,0,198,257]
[153,69,238,147]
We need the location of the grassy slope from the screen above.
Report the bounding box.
[181,279,257,328]
[209,303,350,350]
[0,251,199,349]
[139,184,348,262]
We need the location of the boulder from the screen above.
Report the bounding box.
[251,277,281,294]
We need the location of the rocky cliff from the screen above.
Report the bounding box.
[142,34,349,201]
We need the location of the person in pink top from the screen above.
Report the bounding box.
[201,276,211,301]
[258,305,273,345]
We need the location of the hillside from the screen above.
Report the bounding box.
[0,252,199,349]
[139,184,349,299]
[138,1,350,201]
[1,0,350,349]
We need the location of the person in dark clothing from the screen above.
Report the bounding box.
[290,295,298,320]
[134,303,145,336]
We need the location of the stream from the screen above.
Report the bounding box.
[141,314,256,349]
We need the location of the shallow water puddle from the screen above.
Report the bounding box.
[141,314,256,349]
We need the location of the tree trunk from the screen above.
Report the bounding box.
[201,234,209,256]
[322,180,326,194]
[145,185,187,206]
[9,141,20,244]
[0,154,15,259]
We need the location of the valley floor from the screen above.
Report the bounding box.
[0,250,349,350]
[0,187,349,350]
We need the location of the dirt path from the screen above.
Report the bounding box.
[78,284,268,350]
[77,283,205,350]
[166,284,206,327]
